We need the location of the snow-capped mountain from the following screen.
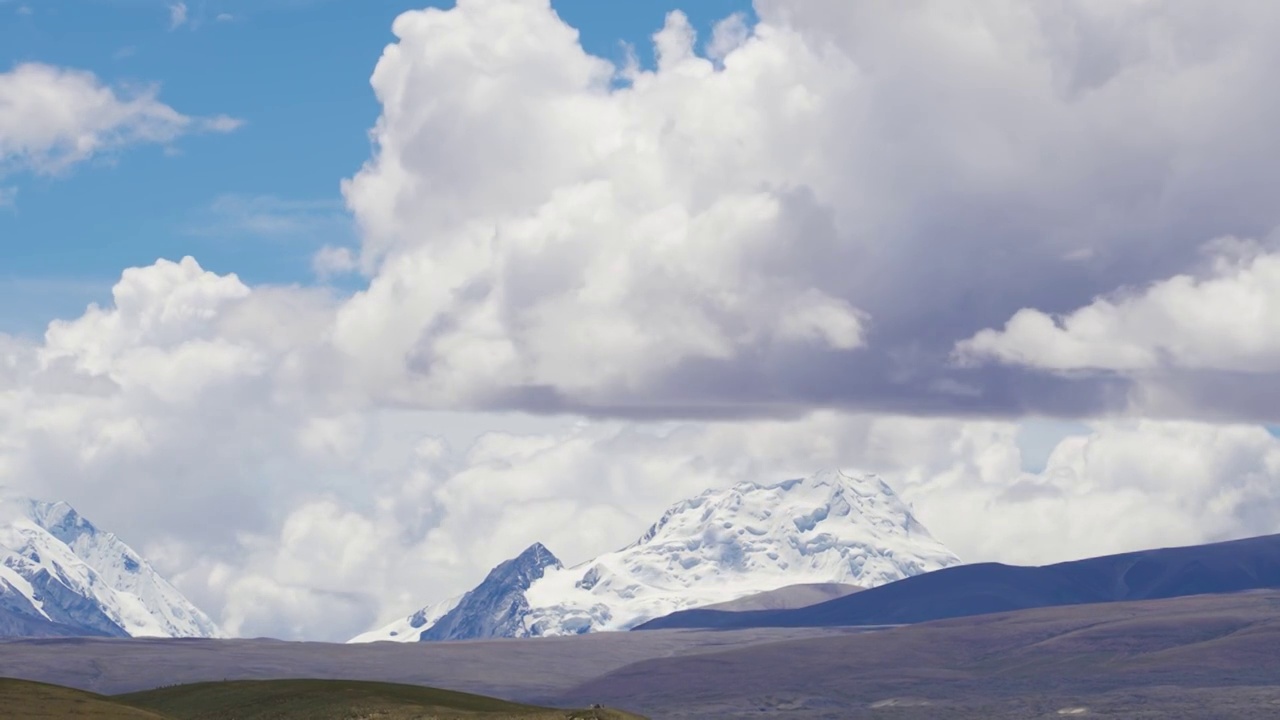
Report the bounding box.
[0,493,223,639]
[352,469,959,643]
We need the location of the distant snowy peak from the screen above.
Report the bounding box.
[625,468,949,584]
[0,493,223,639]
[351,543,562,644]
[353,469,960,643]
[523,469,960,634]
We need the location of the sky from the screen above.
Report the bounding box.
[3,0,1280,642]
[0,0,753,330]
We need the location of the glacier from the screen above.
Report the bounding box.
[352,469,960,643]
[0,492,223,639]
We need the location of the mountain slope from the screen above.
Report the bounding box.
[0,494,222,639]
[348,593,464,644]
[353,469,959,642]
[352,543,562,644]
[633,532,1280,631]
[422,543,563,642]
[696,583,862,612]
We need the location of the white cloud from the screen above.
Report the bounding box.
[327,0,1280,417]
[0,63,242,177]
[957,237,1280,374]
[337,2,878,408]
[168,2,188,30]
[705,12,749,63]
[312,246,357,279]
[200,115,244,133]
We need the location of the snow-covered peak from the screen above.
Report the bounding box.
[523,469,958,634]
[491,542,561,584]
[630,469,934,558]
[0,494,223,639]
[353,469,959,643]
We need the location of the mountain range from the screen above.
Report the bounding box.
[10,466,1280,648]
[0,493,222,639]
[350,469,960,642]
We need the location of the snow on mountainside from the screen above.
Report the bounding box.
[351,543,562,643]
[352,469,959,643]
[348,593,464,644]
[0,493,222,639]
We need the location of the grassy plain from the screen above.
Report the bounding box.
[0,677,646,720]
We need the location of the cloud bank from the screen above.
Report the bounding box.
[315,0,1280,419]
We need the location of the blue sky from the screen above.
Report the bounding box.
[0,0,754,334]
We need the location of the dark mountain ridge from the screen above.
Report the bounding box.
[634,532,1280,631]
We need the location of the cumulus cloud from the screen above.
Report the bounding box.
[325,0,1280,418]
[960,237,1280,374]
[956,236,1280,420]
[705,12,750,63]
[338,2,869,412]
[0,63,240,176]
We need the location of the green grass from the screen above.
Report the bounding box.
[0,678,169,719]
[0,676,648,720]
[119,678,557,719]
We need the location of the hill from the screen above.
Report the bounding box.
[634,532,1280,631]
[119,679,645,719]
[0,678,168,720]
[0,677,647,720]
[567,590,1280,718]
[5,592,1280,717]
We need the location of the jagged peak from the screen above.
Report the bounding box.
[518,541,556,560]
[481,538,560,584]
